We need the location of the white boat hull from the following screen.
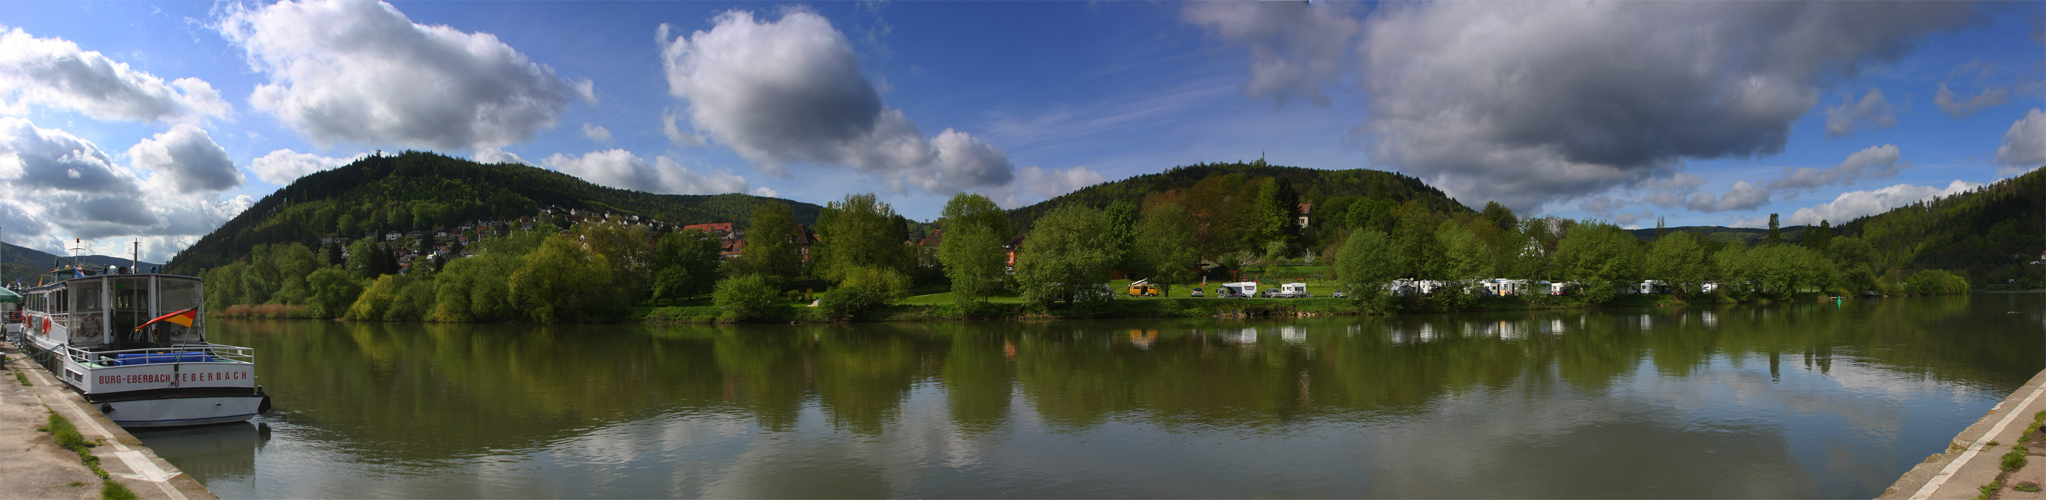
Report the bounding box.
[99,395,266,428]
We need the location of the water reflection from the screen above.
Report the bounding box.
[139,294,2043,498]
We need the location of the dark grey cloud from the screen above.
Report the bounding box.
[658,9,1015,193]
[127,124,242,192]
[218,0,585,150]
[1182,1,1359,107]
[1338,1,1976,211]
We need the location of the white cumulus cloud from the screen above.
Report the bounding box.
[658,9,1014,192]
[0,27,230,123]
[0,118,250,261]
[218,0,581,150]
[582,123,613,144]
[1996,108,2046,175]
[127,124,242,192]
[249,148,364,185]
[1785,180,1980,225]
[539,149,750,195]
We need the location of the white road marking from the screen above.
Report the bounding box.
[1909,374,2046,500]
[14,353,189,500]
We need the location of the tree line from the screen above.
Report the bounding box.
[205,174,1980,323]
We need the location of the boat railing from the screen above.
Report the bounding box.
[59,343,256,367]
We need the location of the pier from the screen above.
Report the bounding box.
[1,342,215,500]
[1882,368,2046,499]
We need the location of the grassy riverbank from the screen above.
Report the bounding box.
[633,290,1716,325]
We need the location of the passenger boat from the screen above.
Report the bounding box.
[14,265,270,427]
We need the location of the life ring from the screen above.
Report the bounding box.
[40,318,51,334]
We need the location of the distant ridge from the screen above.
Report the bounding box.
[3,241,163,283]
[1003,160,1473,231]
[165,151,825,274]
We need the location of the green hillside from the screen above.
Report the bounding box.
[1005,160,1470,232]
[1838,167,2045,285]
[165,151,823,274]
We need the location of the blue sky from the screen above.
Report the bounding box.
[0,0,2040,262]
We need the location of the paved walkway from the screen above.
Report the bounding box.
[1882,368,2046,500]
[0,343,215,500]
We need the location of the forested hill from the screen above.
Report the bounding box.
[1004,160,1472,231]
[165,151,823,274]
[1838,166,2045,284]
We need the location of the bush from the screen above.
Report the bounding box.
[818,266,910,320]
[1906,269,1970,295]
[714,275,787,323]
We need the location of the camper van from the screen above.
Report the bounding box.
[1273,282,1310,298]
[1127,279,1160,297]
[1215,282,1258,298]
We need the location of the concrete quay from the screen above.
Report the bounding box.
[1882,368,2046,500]
[1,343,215,500]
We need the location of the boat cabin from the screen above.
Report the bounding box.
[20,270,205,350]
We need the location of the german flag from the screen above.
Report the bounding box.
[134,308,197,332]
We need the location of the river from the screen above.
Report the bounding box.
[131,293,2044,498]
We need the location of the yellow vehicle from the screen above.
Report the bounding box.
[1127,278,1160,297]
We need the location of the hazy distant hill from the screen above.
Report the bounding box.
[165,151,823,274]
[3,241,163,284]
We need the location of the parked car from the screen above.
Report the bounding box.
[1189,288,1203,297]
[1331,290,1347,299]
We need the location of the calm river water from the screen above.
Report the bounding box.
[132,294,2044,498]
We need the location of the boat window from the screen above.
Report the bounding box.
[72,280,103,313]
[159,278,200,314]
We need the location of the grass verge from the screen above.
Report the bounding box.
[37,410,137,499]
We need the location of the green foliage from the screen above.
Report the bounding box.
[304,268,362,318]
[1015,204,1116,307]
[652,230,721,302]
[575,217,654,303]
[2003,444,2028,471]
[1555,222,1642,304]
[101,479,137,500]
[1646,231,1708,297]
[938,193,1012,304]
[428,252,520,322]
[1005,161,1469,260]
[1336,230,1401,313]
[713,274,786,322]
[347,274,408,321]
[818,266,911,320]
[1392,201,1444,279]
[200,243,321,309]
[814,194,908,282]
[1132,203,1199,297]
[734,201,805,283]
[1433,222,1492,310]
[1906,269,1970,295]
[507,235,621,323]
[1103,199,1139,269]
